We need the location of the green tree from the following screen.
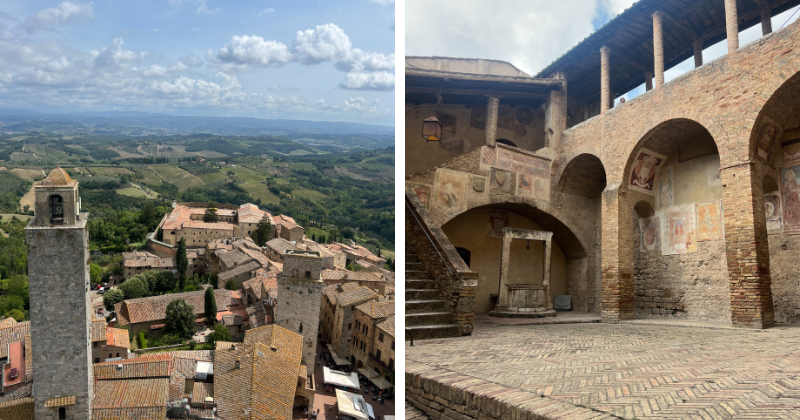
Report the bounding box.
[5,309,25,322]
[250,214,272,246]
[118,275,149,300]
[176,237,188,290]
[206,324,232,347]
[203,202,218,223]
[225,278,237,291]
[139,202,157,229]
[103,289,124,311]
[7,275,28,309]
[164,299,196,340]
[204,287,217,325]
[90,263,102,285]
[155,271,176,294]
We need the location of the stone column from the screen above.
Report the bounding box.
[645,71,653,92]
[600,46,610,114]
[497,229,513,307]
[761,7,773,36]
[544,89,562,149]
[600,186,634,322]
[543,235,553,310]
[485,96,499,147]
[693,40,703,68]
[721,163,775,328]
[725,0,739,54]
[653,11,665,89]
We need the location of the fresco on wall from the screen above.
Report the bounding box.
[490,168,515,194]
[438,137,465,154]
[781,135,800,164]
[406,182,431,208]
[661,205,697,255]
[481,147,497,169]
[518,174,533,197]
[708,169,722,186]
[438,111,456,134]
[467,174,487,203]
[639,216,661,253]
[629,148,666,194]
[533,176,550,200]
[487,210,510,238]
[658,167,673,208]
[696,200,722,241]
[496,149,513,170]
[497,107,515,131]
[512,155,525,173]
[470,106,486,130]
[765,192,783,232]
[433,169,468,216]
[756,116,781,162]
[780,164,800,234]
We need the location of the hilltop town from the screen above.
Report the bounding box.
[0,169,395,419]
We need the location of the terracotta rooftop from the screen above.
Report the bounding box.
[336,286,379,307]
[376,314,395,337]
[115,289,235,326]
[243,325,304,351]
[91,319,107,342]
[44,396,75,407]
[0,397,32,420]
[0,322,30,358]
[322,269,385,283]
[39,167,73,186]
[265,238,297,254]
[107,328,130,349]
[0,317,17,328]
[192,381,214,403]
[242,267,280,300]
[238,203,270,224]
[218,260,262,282]
[92,378,169,420]
[356,300,396,319]
[93,353,173,380]
[272,214,301,230]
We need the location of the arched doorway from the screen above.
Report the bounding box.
[624,119,730,322]
[441,203,587,314]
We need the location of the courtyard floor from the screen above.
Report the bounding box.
[406,316,800,419]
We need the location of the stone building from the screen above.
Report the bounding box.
[370,314,395,381]
[122,251,174,279]
[273,214,304,242]
[405,0,800,334]
[90,319,130,363]
[264,237,298,264]
[350,300,395,374]
[322,269,387,295]
[25,168,93,420]
[274,250,325,375]
[319,284,379,359]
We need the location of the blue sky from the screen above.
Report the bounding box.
[0,0,395,125]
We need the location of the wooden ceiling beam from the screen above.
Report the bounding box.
[656,8,700,41]
[405,86,548,99]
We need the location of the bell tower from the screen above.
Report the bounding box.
[25,168,92,420]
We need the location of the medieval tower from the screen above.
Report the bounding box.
[26,168,93,419]
[275,250,325,375]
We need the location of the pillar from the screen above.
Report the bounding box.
[693,40,703,68]
[725,0,739,54]
[761,7,773,35]
[484,96,499,147]
[600,46,610,114]
[721,163,775,328]
[497,229,513,307]
[544,89,561,149]
[645,71,653,92]
[600,186,634,322]
[543,237,553,311]
[653,11,665,89]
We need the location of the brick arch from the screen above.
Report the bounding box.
[619,117,722,193]
[555,152,607,198]
[439,199,589,259]
[747,64,800,162]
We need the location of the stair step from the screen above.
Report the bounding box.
[406,289,440,300]
[405,261,423,268]
[405,279,433,289]
[405,311,453,326]
[405,324,462,340]
[405,299,449,312]
[405,270,430,278]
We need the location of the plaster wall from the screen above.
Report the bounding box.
[405,104,546,176]
[442,208,566,314]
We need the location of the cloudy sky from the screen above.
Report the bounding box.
[0,0,396,124]
[406,0,800,102]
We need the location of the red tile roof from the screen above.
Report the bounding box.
[116,289,235,326]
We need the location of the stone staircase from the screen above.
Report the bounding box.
[405,246,462,340]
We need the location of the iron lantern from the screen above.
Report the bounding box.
[422,116,442,142]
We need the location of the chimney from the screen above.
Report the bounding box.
[235,358,241,370]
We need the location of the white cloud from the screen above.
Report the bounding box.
[340,71,394,91]
[268,83,300,91]
[21,1,94,33]
[599,0,636,16]
[257,8,275,16]
[207,35,292,68]
[94,38,146,69]
[168,0,219,14]
[142,64,168,78]
[292,23,352,65]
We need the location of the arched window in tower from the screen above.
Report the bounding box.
[59,407,66,420]
[49,195,64,223]
[299,323,303,333]
[305,271,311,278]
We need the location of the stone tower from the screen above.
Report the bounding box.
[275,250,325,375]
[26,168,93,420]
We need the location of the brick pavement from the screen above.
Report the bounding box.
[406,320,800,419]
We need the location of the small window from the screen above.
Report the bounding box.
[109,353,112,358]
[94,358,100,363]
[376,349,382,361]
[116,353,120,357]
[59,407,66,419]
[305,271,311,278]
[348,323,352,330]
[388,358,394,370]
[93,342,98,348]
[299,323,303,333]
[391,340,395,350]
[378,333,384,342]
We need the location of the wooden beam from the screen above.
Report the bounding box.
[405,86,548,99]
[406,69,563,86]
[656,8,699,41]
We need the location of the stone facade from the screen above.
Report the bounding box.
[275,251,325,375]
[26,169,93,420]
[405,17,800,329]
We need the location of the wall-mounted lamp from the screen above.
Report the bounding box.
[422,116,442,142]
